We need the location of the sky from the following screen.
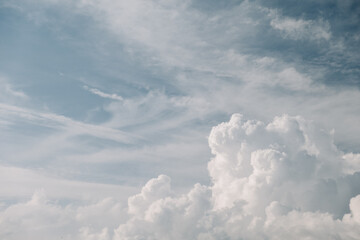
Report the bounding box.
[0,0,360,239]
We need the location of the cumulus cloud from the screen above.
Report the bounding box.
[1,113,360,239]
[0,190,126,240]
[207,114,355,216]
[343,153,360,175]
[113,114,360,239]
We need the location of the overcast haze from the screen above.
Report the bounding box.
[1,0,360,239]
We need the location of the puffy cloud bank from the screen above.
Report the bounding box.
[2,114,360,239]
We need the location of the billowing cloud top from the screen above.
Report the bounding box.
[112,114,360,239]
[2,114,360,239]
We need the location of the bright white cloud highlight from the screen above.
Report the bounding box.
[2,114,359,239]
[112,113,360,239]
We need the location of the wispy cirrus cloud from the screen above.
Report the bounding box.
[0,103,139,144]
[0,0,360,238]
[0,77,28,101]
[270,13,331,41]
[84,86,124,101]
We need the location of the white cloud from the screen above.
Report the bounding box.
[113,114,360,239]
[102,90,211,133]
[84,86,124,101]
[343,153,360,175]
[114,181,211,240]
[128,175,172,216]
[0,190,126,240]
[7,0,360,148]
[270,13,331,41]
[0,103,139,144]
[1,114,360,239]
[275,67,313,91]
[1,1,360,238]
[0,77,28,101]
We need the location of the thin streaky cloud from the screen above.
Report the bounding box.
[84,85,124,101]
[0,0,359,239]
[0,103,141,144]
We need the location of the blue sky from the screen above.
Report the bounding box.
[1,0,360,239]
